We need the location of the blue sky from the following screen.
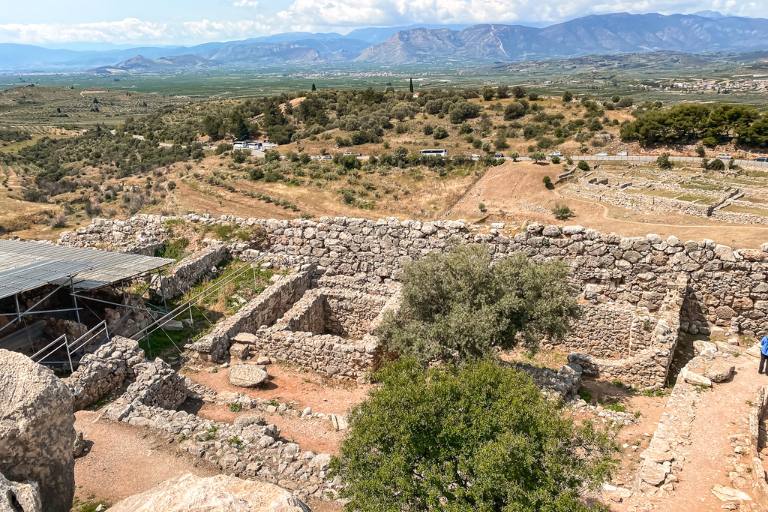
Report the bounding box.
[0,0,765,46]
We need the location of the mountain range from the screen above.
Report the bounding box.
[2,13,768,72]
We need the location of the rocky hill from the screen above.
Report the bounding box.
[357,13,768,65]
[5,13,768,72]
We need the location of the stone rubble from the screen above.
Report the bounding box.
[65,336,145,411]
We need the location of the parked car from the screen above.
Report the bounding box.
[754,156,768,162]
[595,152,609,157]
[716,153,732,160]
[549,151,562,157]
[617,151,628,157]
[494,152,505,158]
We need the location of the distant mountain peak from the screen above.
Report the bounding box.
[1,13,768,72]
[693,10,726,19]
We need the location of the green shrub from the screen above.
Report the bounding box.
[577,160,590,171]
[543,175,554,190]
[433,127,449,140]
[377,245,579,364]
[332,359,614,511]
[553,204,574,220]
[707,158,726,171]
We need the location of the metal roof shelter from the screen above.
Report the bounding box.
[0,260,92,300]
[0,240,174,298]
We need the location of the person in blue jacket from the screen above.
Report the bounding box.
[760,335,768,374]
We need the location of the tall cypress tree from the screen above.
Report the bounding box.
[311,83,317,92]
[409,78,414,93]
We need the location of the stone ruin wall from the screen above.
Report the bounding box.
[749,385,768,498]
[242,277,400,381]
[191,271,312,362]
[62,214,768,338]
[249,216,768,338]
[60,337,340,500]
[65,336,146,411]
[61,214,768,386]
[151,244,230,300]
[547,302,657,359]
[569,277,687,389]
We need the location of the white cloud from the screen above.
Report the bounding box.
[0,17,275,45]
[276,0,767,28]
[0,18,168,45]
[0,1,766,45]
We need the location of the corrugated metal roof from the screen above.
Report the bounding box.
[0,260,92,299]
[0,240,173,299]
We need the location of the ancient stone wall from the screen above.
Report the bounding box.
[248,329,377,381]
[279,289,326,334]
[749,385,768,498]
[121,359,188,410]
[568,276,686,389]
[62,214,768,338]
[547,302,656,359]
[191,271,312,362]
[152,244,230,300]
[65,336,146,411]
[235,277,400,381]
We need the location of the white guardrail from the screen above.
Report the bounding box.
[31,320,109,372]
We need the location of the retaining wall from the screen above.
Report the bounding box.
[191,271,312,362]
[152,245,230,300]
[63,215,768,338]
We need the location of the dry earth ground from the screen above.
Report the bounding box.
[448,160,768,248]
[73,410,219,506]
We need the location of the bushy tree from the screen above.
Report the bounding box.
[504,101,528,121]
[449,102,482,124]
[332,358,614,512]
[377,245,579,363]
[657,153,672,169]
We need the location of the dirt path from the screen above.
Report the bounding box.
[446,161,768,248]
[617,352,766,512]
[653,354,762,512]
[74,410,218,505]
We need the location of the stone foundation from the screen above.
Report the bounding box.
[104,401,339,500]
[152,244,230,300]
[568,276,687,389]
[191,271,312,362]
[228,275,401,381]
[65,336,145,411]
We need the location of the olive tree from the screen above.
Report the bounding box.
[377,245,579,364]
[332,358,614,511]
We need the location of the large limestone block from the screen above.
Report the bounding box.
[229,364,269,388]
[109,473,310,512]
[0,350,75,512]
